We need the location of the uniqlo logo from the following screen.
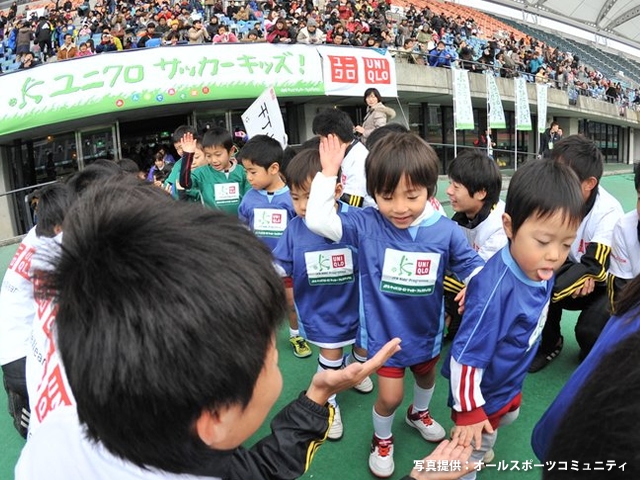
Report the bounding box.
[272,213,282,224]
[9,244,35,281]
[415,259,431,275]
[329,55,359,83]
[332,254,346,268]
[363,57,391,84]
[228,185,236,194]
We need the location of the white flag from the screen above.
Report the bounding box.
[486,73,506,129]
[515,77,532,131]
[452,68,474,130]
[242,86,287,148]
[536,83,548,134]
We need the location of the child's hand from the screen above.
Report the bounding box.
[305,338,401,406]
[454,287,467,315]
[451,420,493,450]
[409,438,475,480]
[181,132,196,153]
[319,133,346,177]
[571,277,595,298]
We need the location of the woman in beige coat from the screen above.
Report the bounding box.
[354,88,396,145]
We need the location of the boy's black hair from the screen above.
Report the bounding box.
[171,124,196,144]
[550,135,603,183]
[312,108,355,144]
[201,127,233,152]
[366,123,409,150]
[448,149,502,206]
[505,159,583,237]
[366,132,439,199]
[285,149,322,191]
[66,163,123,202]
[116,158,141,175]
[545,331,640,480]
[35,183,71,238]
[237,135,283,170]
[47,177,285,472]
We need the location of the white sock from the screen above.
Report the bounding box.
[412,383,435,413]
[289,328,299,338]
[318,355,343,371]
[372,407,395,439]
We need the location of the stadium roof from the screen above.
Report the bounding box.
[486,0,640,49]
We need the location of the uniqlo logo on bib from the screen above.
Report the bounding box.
[416,259,431,275]
[332,254,346,268]
[272,213,282,224]
[228,185,236,194]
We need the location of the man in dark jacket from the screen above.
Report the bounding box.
[538,121,561,158]
[35,16,53,61]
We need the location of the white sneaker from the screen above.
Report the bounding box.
[353,375,374,393]
[405,405,446,442]
[368,435,394,478]
[328,406,343,440]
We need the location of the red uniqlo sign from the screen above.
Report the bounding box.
[363,57,391,84]
[416,259,432,275]
[272,213,282,224]
[328,55,359,83]
[332,254,346,268]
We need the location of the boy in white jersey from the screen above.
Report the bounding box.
[306,132,484,478]
[444,149,508,339]
[607,169,640,308]
[0,184,70,438]
[529,135,624,372]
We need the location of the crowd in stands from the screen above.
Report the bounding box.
[1,0,639,109]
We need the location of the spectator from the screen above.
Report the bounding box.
[18,51,40,69]
[538,121,561,158]
[205,15,219,38]
[296,18,324,44]
[15,21,33,60]
[187,19,210,44]
[267,18,291,43]
[57,33,77,60]
[428,40,454,67]
[35,16,53,62]
[212,24,238,43]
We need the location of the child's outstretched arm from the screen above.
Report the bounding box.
[178,132,197,191]
[305,134,347,242]
[449,356,494,450]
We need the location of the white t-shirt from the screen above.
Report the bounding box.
[460,200,508,262]
[569,187,623,263]
[341,141,376,208]
[24,233,76,438]
[16,406,221,480]
[0,227,38,366]
[609,210,640,280]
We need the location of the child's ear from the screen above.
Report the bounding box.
[502,213,513,240]
[195,405,240,449]
[268,162,281,175]
[230,145,238,158]
[334,182,344,201]
[474,189,487,201]
[581,176,598,196]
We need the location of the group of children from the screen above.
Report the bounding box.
[2,109,638,480]
[148,112,627,478]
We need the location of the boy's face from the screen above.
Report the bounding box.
[242,159,279,191]
[503,211,577,282]
[173,141,183,156]
[290,180,342,218]
[191,147,207,170]
[446,180,486,219]
[154,158,165,169]
[375,174,429,229]
[205,145,231,171]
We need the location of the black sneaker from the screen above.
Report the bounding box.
[528,336,564,373]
